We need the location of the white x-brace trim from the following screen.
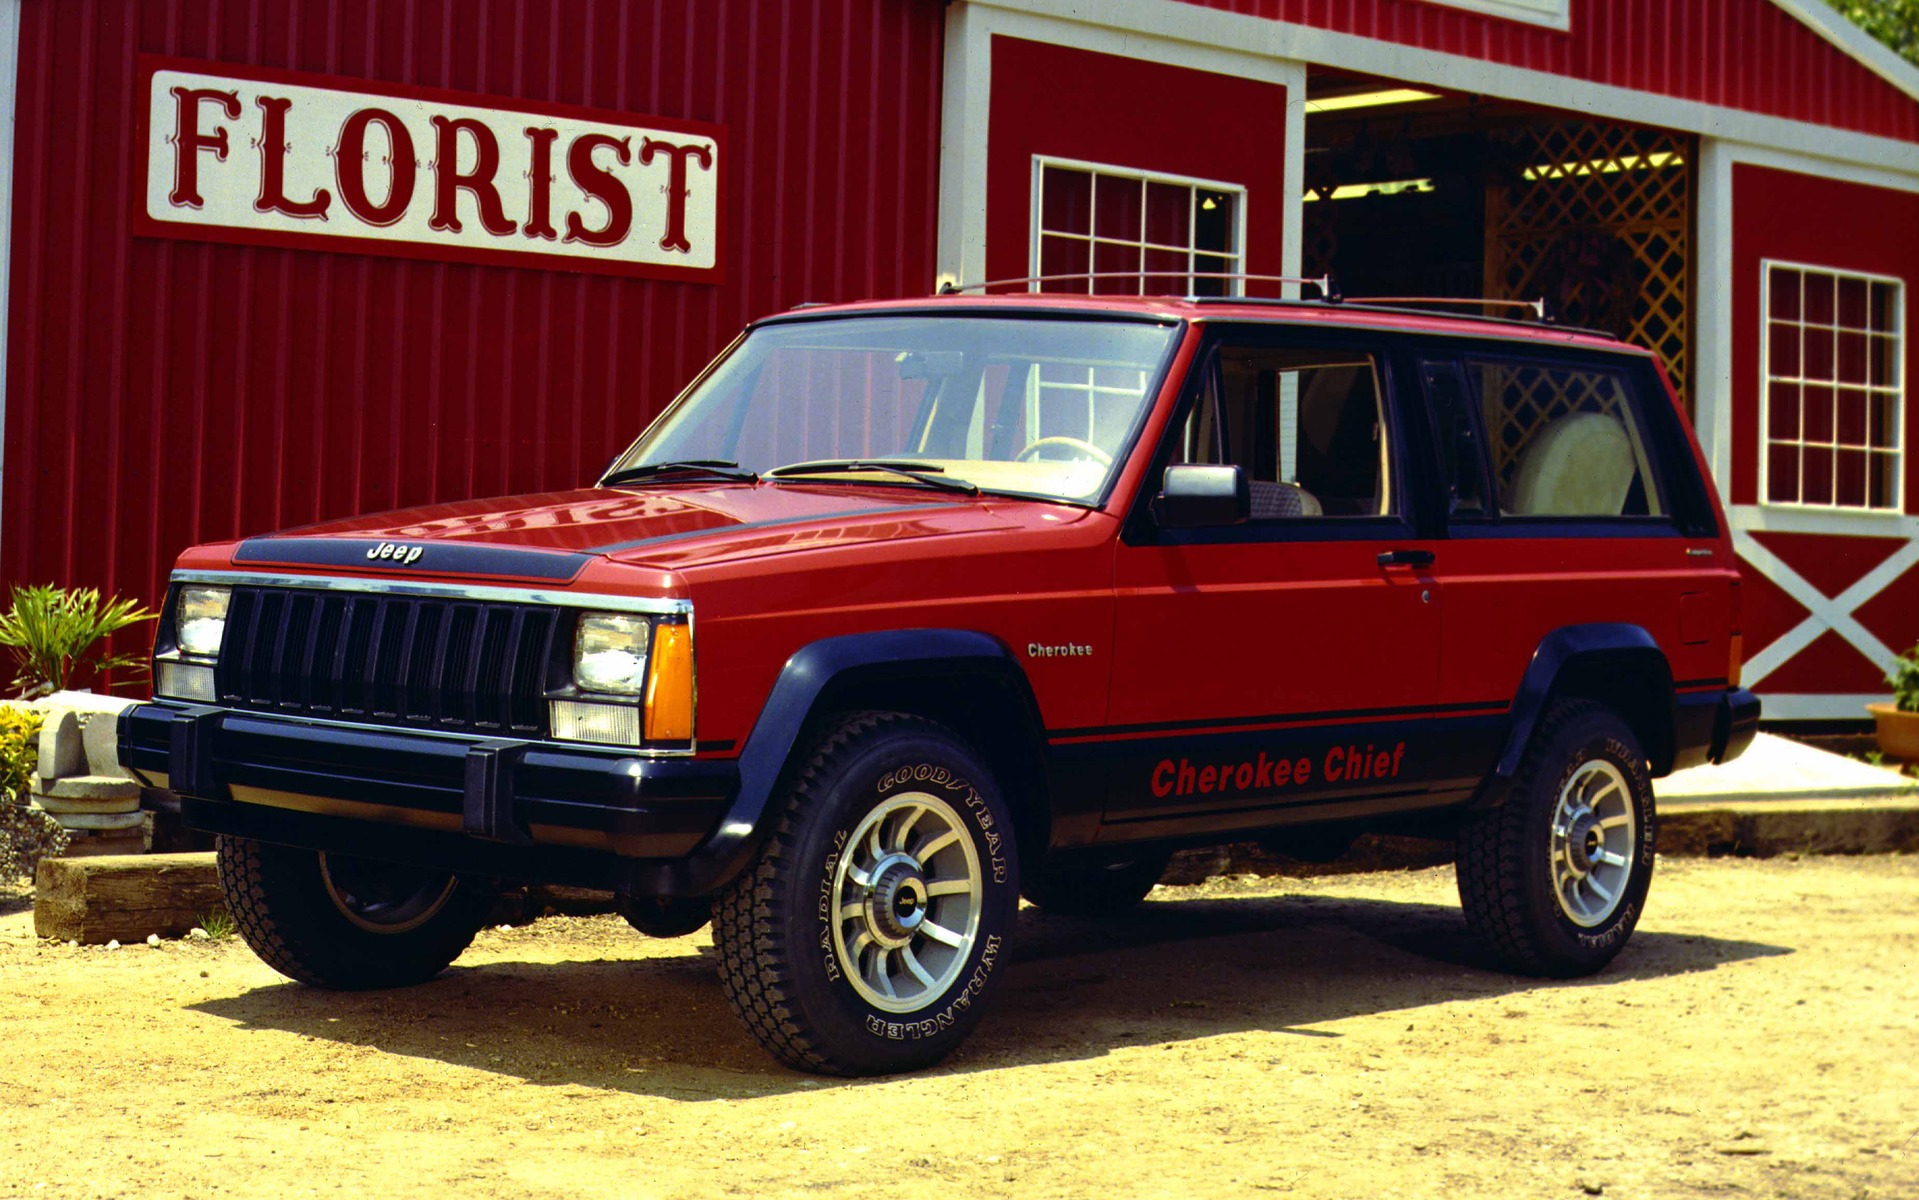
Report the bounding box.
[1733,529,1919,687]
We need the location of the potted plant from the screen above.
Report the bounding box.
[1867,644,1919,761]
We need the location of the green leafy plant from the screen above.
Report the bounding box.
[1888,643,1919,713]
[0,585,158,699]
[198,909,237,941]
[1824,0,1919,68]
[0,704,66,882]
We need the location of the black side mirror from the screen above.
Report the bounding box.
[1156,464,1249,528]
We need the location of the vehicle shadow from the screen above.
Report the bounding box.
[187,891,1790,1099]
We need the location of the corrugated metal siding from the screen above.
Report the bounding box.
[3,0,946,620]
[1183,0,1919,143]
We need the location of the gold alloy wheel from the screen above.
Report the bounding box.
[829,792,984,1013]
[1547,759,1638,928]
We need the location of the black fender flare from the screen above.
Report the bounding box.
[633,629,1043,896]
[1493,623,1675,781]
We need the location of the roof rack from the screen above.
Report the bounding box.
[1343,296,1552,321]
[926,271,1618,340]
[937,271,1339,299]
[1179,294,1618,340]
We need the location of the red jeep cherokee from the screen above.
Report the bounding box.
[121,289,1759,1075]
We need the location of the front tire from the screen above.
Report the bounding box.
[713,712,1019,1076]
[216,836,495,989]
[1456,701,1657,977]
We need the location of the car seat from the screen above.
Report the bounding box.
[1508,412,1637,516]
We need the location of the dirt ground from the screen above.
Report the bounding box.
[1,856,1915,1200]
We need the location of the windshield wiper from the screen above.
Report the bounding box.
[600,459,759,487]
[766,459,980,496]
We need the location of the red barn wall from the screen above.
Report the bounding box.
[1178,0,1919,142]
[983,36,1291,286]
[1728,163,1919,706]
[1729,164,1919,510]
[3,0,946,615]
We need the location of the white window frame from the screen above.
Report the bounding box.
[1029,155,1248,297]
[1758,257,1907,515]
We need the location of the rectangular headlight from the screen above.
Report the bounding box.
[573,613,650,696]
[176,586,231,659]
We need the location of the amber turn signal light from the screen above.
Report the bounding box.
[644,622,695,741]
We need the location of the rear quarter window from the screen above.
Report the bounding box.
[1466,351,1715,535]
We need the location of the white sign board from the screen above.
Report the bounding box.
[136,56,725,282]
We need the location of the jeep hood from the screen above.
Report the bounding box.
[224,485,1051,580]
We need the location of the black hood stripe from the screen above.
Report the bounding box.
[235,538,592,581]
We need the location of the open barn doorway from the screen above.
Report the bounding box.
[1302,72,1697,408]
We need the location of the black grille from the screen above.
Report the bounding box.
[214,586,561,737]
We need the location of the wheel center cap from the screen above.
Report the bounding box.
[866,856,928,947]
[1566,810,1601,874]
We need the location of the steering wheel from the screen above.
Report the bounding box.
[1015,436,1113,466]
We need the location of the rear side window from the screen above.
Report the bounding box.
[1469,357,1664,519]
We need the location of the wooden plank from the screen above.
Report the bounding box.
[33,853,224,945]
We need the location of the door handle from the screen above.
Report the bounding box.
[1376,548,1435,568]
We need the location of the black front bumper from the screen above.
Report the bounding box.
[120,701,741,893]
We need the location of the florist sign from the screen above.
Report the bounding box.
[135,56,724,282]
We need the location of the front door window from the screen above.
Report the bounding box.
[1172,345,1396,520]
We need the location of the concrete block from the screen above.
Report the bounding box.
[36,774,141,803]
[30,790,142,815]
[31,694,139,783]
[81,707,135,780]
[48,809,146,831]
[36,711,85,779]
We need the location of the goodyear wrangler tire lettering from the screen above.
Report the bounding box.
[1455,701,1657,978]
[712,711,1020,1076]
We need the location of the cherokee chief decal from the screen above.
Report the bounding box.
[1152,741,1407,799]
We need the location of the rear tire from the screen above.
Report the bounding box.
[1022,851,1170,916]
[1456,701,1656,977]
[713,712,1019,1076]
[216,835,494,989]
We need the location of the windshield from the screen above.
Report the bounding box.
[608,315,1182,504]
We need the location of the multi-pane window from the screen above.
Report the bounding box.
[1032,158,1242,296]
[1762,261,1905,510]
